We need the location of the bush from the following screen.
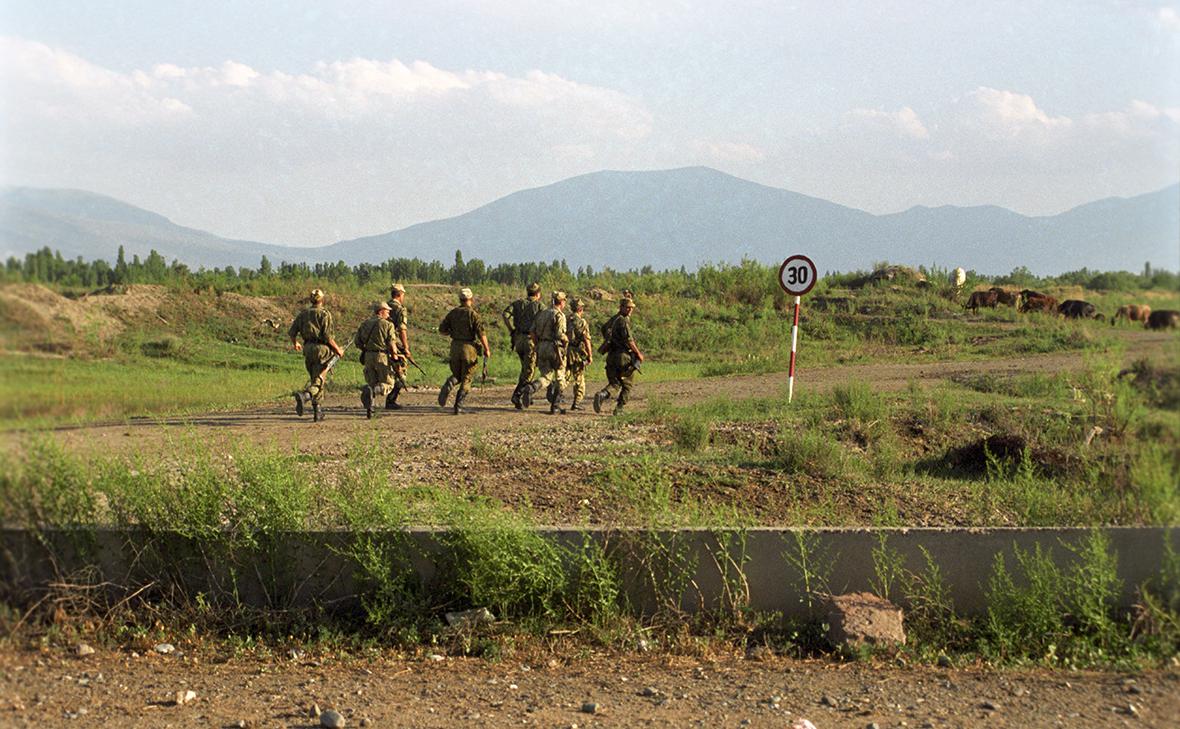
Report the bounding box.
[773,427,847,479]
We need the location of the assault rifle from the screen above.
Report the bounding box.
[404,353,427,377]
[321,343,349,379]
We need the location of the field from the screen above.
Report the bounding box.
[2,270,1179,724]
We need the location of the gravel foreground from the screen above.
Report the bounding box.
[2,648,1177,728]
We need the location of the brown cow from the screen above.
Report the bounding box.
[1020,289,1057,314]
[966,289,999,311]
[1146,310,1180,330]
[1112,304,1151,325]
[989,287,1020,307]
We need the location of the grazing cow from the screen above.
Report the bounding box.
[1146,310,1180,330]
[966,289,999,311]
[1020,289,1058,314]
[1112,304,1151,326]
[989,287,1020,307]
[1058,299,1102,320]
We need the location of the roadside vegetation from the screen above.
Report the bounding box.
[1,435,1177,667]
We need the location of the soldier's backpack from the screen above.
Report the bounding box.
[597,314,617,355]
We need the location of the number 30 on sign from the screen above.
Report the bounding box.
[777,255,817,296]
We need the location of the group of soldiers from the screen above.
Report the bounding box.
[287,283,643,421]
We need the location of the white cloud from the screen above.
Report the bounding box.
[964,87,1073,135]
[0,36,656,242]
[847,106,929,139]
[1157,7,1180,31]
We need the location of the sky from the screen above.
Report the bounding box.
[0,1,1177,246]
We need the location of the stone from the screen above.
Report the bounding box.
[867,724,882,729]
[75,643,95,657]
[824,593,906,648]
[1121,703,1140,717]
[792,720,818,729]
[981,701,1000,711]
[936,654,951,668]
[427,654,445,662]
[311,703,321,717]
[360,719,371,727]
[320,709,346,728]
[581,702,600,714]
[821,695,838,708]
[641,687,661,698]
[745,645,773,662]
[173,689,197,705]
[154,643,175,655]
[445,607,496,629]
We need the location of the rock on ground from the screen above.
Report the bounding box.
[824,592,906,647]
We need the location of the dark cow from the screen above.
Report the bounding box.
[989,287,1020,307]
[966,289,999,311]
[1146,310,1180,330]
[1020,289,1057,314]
[1112,304,1151,326]
[1058,299,1103,321]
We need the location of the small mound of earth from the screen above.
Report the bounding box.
[947,433,1079,478]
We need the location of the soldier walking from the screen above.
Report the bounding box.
[288,288,344,422]
[502,283,543,409]
[354,301,400,419]
[438,288,491,415]
[565,297,592,410]
[524,291,569,414]
[593,296,644,415]
[384,283,412,410]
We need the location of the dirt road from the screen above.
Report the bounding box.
[13,330,1173,459]
[1,647,1175,728]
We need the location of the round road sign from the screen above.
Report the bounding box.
[778,255,818,296]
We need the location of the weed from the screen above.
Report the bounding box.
[773,427,847,480]
[670,412,712,451]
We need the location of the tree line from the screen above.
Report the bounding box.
[3,245,1177,300]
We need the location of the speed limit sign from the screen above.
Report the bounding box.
[778,255,818,296]
[777,255,818,402]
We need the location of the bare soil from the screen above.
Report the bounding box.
[2,647,1176,728]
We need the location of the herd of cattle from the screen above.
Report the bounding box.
[965,287,1180,330]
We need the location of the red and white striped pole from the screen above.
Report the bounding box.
[788,295,801,402]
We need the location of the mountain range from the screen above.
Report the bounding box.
[2,167,1177,275]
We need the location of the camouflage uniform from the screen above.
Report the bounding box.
[565,305,592,409]
[595,307,639,414]
[439,301,486,410]
[503,291,543,408]
[353,314,397,401]
[527,301,568,412]
[386,297,410,406]
[288,304,335,405]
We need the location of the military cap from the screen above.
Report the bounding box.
[390,283,406,295]
[619,297,635,310]
[570,297,584,310]
[459,287,474,301]
[373,300,391,312]
[526,282,541,296]
[552,290,567,303]
[309,288,325,302]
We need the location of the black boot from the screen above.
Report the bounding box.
[511,385,523,410]
[521,381,538,409]
[361,386,373,419]
[293,392,306,417]
[592,389,608,414]
[385,383,402,410]
[453,390,468,415]
[438,377,455,407]
[312,400,323,422]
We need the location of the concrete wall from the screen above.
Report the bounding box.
[2,527,1175,618]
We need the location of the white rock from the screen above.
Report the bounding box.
[75,643,95,657]
[154,643,175,655]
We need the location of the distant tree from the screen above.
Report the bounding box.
[259,255,273,277]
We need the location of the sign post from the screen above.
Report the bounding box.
[777,255,818,403]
